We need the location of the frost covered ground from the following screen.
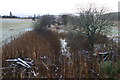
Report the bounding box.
[1,19,33,46]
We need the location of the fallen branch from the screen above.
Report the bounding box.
[0,67,15,70]
[89,69,99,76]
[41,60,50,71]
[103,55,109,61]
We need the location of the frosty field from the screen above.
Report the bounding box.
[1,19,119,46]
[1,18,33,46]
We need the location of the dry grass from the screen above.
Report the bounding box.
[64,31,120,78]
[2,28,120,78]
[2,29,61,78]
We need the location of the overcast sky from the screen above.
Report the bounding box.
[0,0,120,16]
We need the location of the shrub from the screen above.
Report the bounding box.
[116,61,120,74]
[65,31,110,52]
[65,31,89,52]
[34,15,55,29]
[100,61,117,78]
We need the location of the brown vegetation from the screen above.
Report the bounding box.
[2,29,61,78]
[3,30,119,78]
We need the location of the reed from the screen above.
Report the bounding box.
[2,28,120,78]
[2,29,61,78]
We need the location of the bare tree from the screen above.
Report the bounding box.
[61,14,69,25]
[34,15,55,29]
[76,5,111,52]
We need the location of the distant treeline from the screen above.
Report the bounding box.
[1,15,35,19]
[2,15,18,18]
[105,12,120,21]
[1,12,120,21]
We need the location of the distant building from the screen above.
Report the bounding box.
[32,14,36,21]
[10,12,12,17]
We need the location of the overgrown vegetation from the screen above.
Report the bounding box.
[100,61,120,78]
[2,5,120,79]
[34,15,55,29]
[2,30,61,78]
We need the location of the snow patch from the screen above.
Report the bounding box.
[60,38,71,57]
[24,28,33,31]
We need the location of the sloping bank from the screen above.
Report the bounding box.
[2,28,61,78]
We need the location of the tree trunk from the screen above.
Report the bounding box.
[88,35,95,53]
